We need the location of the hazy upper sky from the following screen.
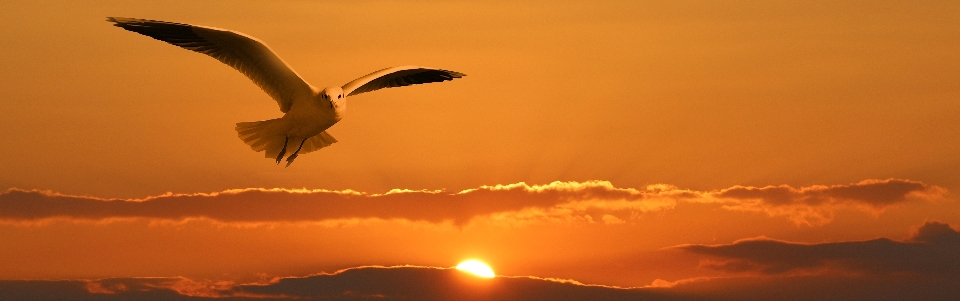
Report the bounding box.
[3,0,957,198]
[1,1,959,299]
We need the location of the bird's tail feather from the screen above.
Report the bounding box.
[299,131,338,154]
[236,119,338,159]
[236,119,288,159]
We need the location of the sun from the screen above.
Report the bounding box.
[456,260,495,278]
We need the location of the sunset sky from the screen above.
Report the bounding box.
[2,1,959,299]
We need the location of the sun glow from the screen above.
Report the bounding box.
[456,260,495,278]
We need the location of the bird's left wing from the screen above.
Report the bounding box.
[341,66,465,97]
[107,17,315,113]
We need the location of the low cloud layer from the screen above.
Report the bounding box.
[676,221,960,278]
[234,266,671,300]
[5,257,958,300]
[668,274,960,301]
[2,222,959,300]
[0,267,673,300]
[0,179,944,226]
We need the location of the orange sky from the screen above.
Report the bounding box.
[1,1,959,299]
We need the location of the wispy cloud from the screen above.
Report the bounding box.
[707,179,947,225]
[0,179,944,226]
[0,181,668,227]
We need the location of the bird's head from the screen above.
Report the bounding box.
[319,86,346,111]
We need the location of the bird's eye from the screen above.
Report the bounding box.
[338,95,341,99]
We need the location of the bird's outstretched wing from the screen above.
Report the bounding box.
[107,17,315,113]
[341,66,465,97]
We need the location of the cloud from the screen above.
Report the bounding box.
[0,181,672,226]
[0,279,195,301]
[7,262,957,300]
[4,220,960,301]
[0,267,676,300]
[674,221,960,278]
[667,274,960,301]
[707,179,946,225]
[6,264,958,301]
[655,221,960,299]
[233,266,673,300]
[0,179,944,226]
[0,280,93,301]
[602,214,626,225]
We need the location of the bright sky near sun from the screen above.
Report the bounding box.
[1,1,959,299]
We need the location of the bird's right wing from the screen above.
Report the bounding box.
[341,66,465,97]
[108,17,315,113]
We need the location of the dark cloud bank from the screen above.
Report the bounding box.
[4,222,959,300]
[0,267,675,300]
[0,179,943,226]
[676,221,960,277]
[671,220,960,300]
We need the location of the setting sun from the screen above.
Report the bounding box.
[456,260,495,278]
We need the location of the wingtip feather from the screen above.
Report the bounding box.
[106,17,137,24]
[445,70,466,78]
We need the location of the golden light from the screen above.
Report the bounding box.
[456,260,495,278]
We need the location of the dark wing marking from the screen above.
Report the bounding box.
[341,66,465,97]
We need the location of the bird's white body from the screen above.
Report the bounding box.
[108,17,464,166]
[284,87,344,142]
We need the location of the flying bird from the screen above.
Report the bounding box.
[107,17,465,166]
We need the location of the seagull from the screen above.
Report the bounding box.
[107,17,465,166]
